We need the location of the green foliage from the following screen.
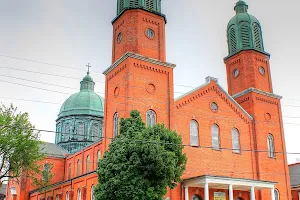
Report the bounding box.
[0,104,43,183]
[95,110,187,200]
[31,163,54,197]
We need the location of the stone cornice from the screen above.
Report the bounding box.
[232,88,282,100]
[223,48,271,61]
[103,52,176,75]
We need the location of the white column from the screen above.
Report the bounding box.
[184,186,189,200]
[204,182,209,200]
[250,186,256,200]
[271,188,275,200]
[229,184,234,200]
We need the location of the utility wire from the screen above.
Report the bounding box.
[0,123,299,155]
[2,58,300,103]
[0,54,103,73]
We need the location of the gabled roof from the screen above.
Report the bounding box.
[39,142,68,158]
[175,76,253,121]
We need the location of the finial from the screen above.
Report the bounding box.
[234,0,248,14]
[86,63,91,74]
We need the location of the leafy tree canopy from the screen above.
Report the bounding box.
[0,104,43,183]
[95,110,187,200]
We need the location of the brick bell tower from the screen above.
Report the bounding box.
[224,1,291,199]
[103,0,175,149]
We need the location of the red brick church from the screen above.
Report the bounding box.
[6,0,292,199]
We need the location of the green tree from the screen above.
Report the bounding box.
[32,163,54,198]
[0,104,43,184]
[95,110,187,200]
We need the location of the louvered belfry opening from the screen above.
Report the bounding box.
[129,0,139,7]
[253,23,263,50]
[119,0,125,13]
[145,0,155,10]
[229,27,237,54]
[117,0,161,15]
[240,23,251,48]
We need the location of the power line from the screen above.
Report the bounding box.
[0,66,104,83]
[0,80,72,95]
[0,123,299,155]
[3,93,300,127]
[0,54,103,73]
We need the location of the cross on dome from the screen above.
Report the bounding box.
[86,63,91,74]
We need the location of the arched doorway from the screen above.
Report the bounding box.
[192,195,203,200]
[236,198,244,200]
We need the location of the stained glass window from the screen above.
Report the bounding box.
[232,128,240,153]
[113,113,119,137]
[212,124,220,149]
[86,155,90,173]
[146,110,156,127]
[268,134,275,157]
[77,159,81,176]
[190,120,199,146]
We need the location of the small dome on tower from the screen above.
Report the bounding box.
[82,73,93,82]
[226,0,268,57]
[58,72,104,119]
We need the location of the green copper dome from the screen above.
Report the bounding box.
[226,0,268,57]
[58,73,104,119]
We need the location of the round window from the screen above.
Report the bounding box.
[259,66,265,75]
[145,28,155,39]
[210,102,218,112]
[233,69,239,78]
[117,32,122,43]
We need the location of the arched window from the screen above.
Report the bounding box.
[78,122,84,140]
[57,124,61,143]
[229,26,237,54]
[66,192,69,200]
[212,124,220,149]
[97,150,101,160]
[65,123,70,141]
[146,110,156,127]
[91,185,95,200]
[232,128,240,153]
[86,155,90,173]
[267,134,275,158]
[77,159,81,176]
[42,164,50,180]
[56,194,60,200]
[275,189,279,200]
[92,123,99,141]
[253,23,263,50]
[190,120,199,146]
[77,189,81,200]
[240,23,251,48]
[113,113,119,137]
[68,163,72,179]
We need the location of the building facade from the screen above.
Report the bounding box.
[6,0,292,200]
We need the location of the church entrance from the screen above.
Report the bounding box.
[192,194,203,200]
